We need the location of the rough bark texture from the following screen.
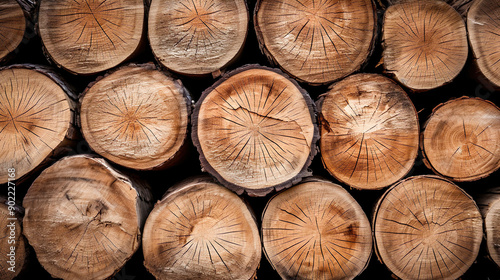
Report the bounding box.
[254,0,377,85]
[148,0,249,76]
[373,175,483,280]
[477,186,500,268]
[421,97,500,181]
[22,155,153,280]
[0,64,77,185]
[80,63,191,170]
[317,73,419,190]
[142,176,261,280]
[192,65,318,196]
[261,177,372,280]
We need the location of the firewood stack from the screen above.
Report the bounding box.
[0,0,498,279]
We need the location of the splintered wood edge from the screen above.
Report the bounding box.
[191,64,319,197]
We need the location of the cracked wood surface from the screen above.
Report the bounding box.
[373,175,483,280]
[142,176,261,280]
[192,65,318,196]
[317,74,419,190]
[477,186,500,268]
[0,0,25,62]
[261,177,372,280]
[22,155,153,280]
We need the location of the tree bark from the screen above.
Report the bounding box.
[0,0,35,64]
[373,175,483,280]
[254,0,377,85]
[317,73,419,190]
[192,65,318,196]
[142,176,261,280]
[477,186,500,268]
[421,97,500,181]
[22,154,153,280]
[0,64,77,185]
[261,177,372,280]
[148,0,248,77]
[382,0,468,91]
[38,0,145,75]
[80,63,191,170]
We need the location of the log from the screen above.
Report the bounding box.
[477,186,500,268]
[22,154,153,280]
[0,64,77,185]
[421,97,500,181]
[261,177,372,280]
[383,0,473,17]
[373,175,483,280]
[192,65,318,196]
[254,0,377,85]
[80,63,191,170]
[0,196,28,280]
[38,0,145,75]
[317,73,419,190]
[467,0,500,89]
[148,0,248,76]
[0,0,34,63]
[382,0,468,90]
[142,176,261,280]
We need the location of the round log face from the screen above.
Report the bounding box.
[148,0,248,75]
[80,65,190,170]
[318,74,419,190]
[0,0,25,61]
[0,68,72,184]
[255,0,375,85]
[485,199,500,267]
[383,0,468,90]
[422,97,500,181]
[261,179,372,280]
[468,0,500,88]
[374,176,483,280]
[193,67,317,195]
[0,199,27,280]
[22,156,143,280]
[142,178,261,280]
[38,0,144,74]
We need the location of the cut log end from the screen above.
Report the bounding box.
[255,0,376,85]
[0,0,26,62]
[485,198,500,267]
[318,73,419,190]
[193,66,318,196]
[148,0,248,76]
[142,177,261,280]
[262,178,372,280]
[422,97,500,181]
[80,64,190,170]
[373,176,483,280]
[383,0,468,90]
[22,155,152,280]
[38,0,144,74]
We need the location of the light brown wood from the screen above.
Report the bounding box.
[254,0,376,85]
[38,0,144,74]
[421,97,500,181]
[317,73,419,190]
[0,65,77,185]
[373,175,483,280]
[148,0,248,76]
[467,0,500,88]
[142,176,261,280]
[22,155,153,280]
[192,65,318,196]
[383,0,468,90]
[0,0,26,62]
[261,177,372,280]
[477,186,500,268]
[384,0,473,18]
[80,63,191,170]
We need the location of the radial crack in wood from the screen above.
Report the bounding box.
[0,0,26,62]
[373,175,483,280]
[142,176,261,280]
[317,74,419,190]
[254,0,376,85]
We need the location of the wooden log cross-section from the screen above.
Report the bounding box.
[261,177,372,280]
[142,176,261,280]
[23,155,153,280]
[477,186,500,268]
[317,73,419,190]
[0,0,32,63]
[254,0,377,85]
[192,65,318,196]
[373,176,483,280]
[80,63,191,170]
